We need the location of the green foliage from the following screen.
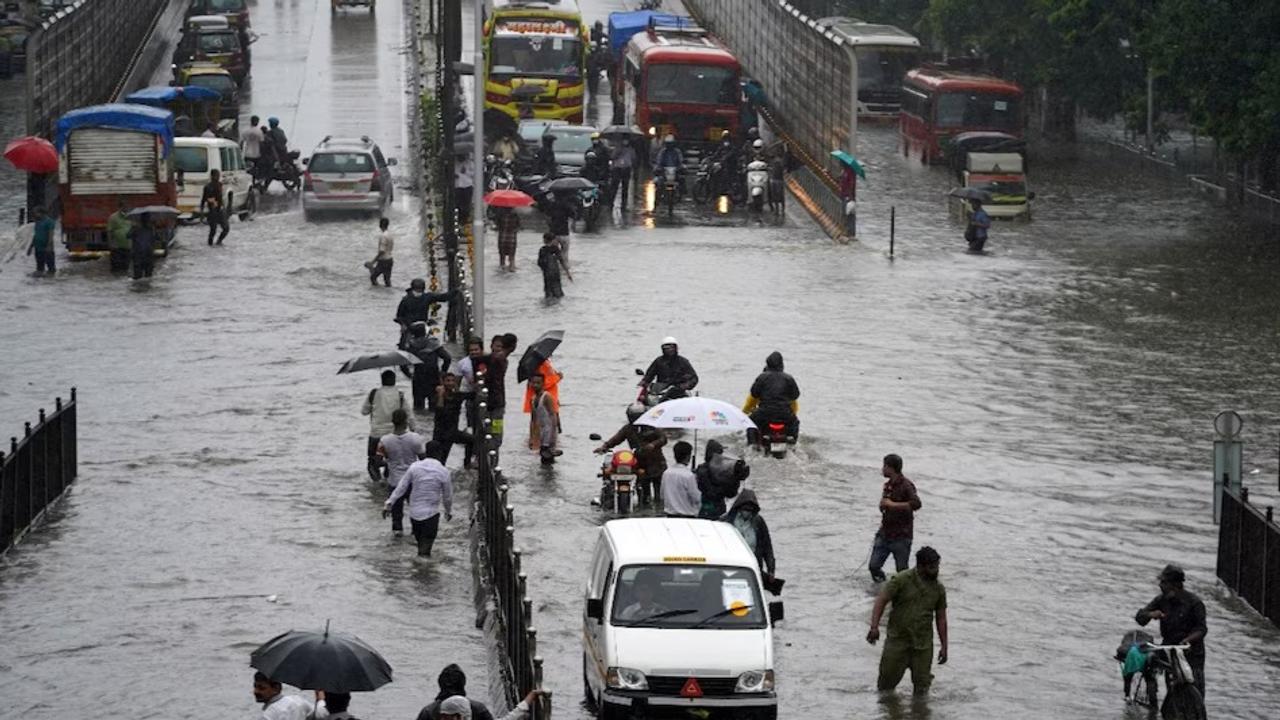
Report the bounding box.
[420,89,441,190]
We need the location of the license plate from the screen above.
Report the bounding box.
[328,182,355,192]
[616,482,631,492]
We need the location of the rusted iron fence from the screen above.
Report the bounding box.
[25,0,169,137]
[1,389,79,555]
[1217,487,1280,627]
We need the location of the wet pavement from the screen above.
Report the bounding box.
[2,0,1279,718]
[1,1,492,718]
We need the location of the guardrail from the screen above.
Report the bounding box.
[25,0,169,137]
[1217,487,1280,627]
[1,388,79,555]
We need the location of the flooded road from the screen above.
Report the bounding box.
[1,2,493,718]
[469,4,1280,720]
[1,0,1278,718]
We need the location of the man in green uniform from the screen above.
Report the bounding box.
[106,198,133,273]
[866,546,948,693]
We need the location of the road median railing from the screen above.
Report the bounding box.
[1217,486,1280,627]
[1,388,79,555]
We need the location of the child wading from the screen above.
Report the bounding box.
[536,232,572,298]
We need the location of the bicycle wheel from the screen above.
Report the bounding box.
[1161,685,1206,720]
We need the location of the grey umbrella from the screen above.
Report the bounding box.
[127,205,181,217]
[546,176,597,192]
[250,622,393,692]
[948,187,993,203]
[337,350,421,375]
[601,124,644,138]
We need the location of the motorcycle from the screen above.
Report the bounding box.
[253,150,302,193]
[691,158,717,205]
[590,447,639,515]
[633,369,685,408]
[655,165,680,218]
[486,155,515,192]
[576,185,602,230]
[745,159,769,212]
[1115,635,1206,720]
[758,420,798,459]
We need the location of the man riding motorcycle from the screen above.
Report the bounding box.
[640,337,698,398]
[708,132,739,194]
[595,403,668,507]
[742,351,800,446]
[653,135,683,176]
[267,117,289,160]
[583,133,612,185]
[536,133,558,178]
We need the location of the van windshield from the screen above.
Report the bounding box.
[173,146,209,173]
[611,564,766,629]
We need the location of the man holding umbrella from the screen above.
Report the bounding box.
[361,370,412,481]
[250,623,393,720]
[251,672,310,720]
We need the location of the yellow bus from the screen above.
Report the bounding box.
[483,0,587,123]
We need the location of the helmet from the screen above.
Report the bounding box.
[661,336,678,347]
[626,403,647,422]
[747,127,759,139]
[720,130,732,140]
[663,134,675,145]
[585,151,597,160]
[268,117,280,127]
[752,139,764,149]
[410,277,426,290]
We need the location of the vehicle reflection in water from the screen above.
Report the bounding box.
[643,178,656,214]
[717,194,730,214]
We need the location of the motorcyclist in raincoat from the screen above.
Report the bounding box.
[742,351,800,446]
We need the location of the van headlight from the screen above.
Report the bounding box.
[606,667,648,691]
[735,669,774,693]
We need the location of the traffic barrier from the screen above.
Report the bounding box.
[1217,487,1280,627]
[0,389,79,555]
[25,0,169,138]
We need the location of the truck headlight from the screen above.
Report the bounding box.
[735,669,774,693]
[606,667,648,691]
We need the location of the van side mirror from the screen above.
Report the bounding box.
[587,598,604,621]
[768,601,785,624]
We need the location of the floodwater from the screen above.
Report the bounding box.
[1,1,494,718]
[1,0,1278,719]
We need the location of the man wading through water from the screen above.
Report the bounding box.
[868,453,921,583]
[867,546,949,694]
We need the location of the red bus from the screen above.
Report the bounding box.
[618,18,741,156]
[899,66,1023,164]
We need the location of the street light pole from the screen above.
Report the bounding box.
[471,0,486,339]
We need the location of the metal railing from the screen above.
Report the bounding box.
[470,375,551,719]
[25,0,169,137]
[1,388,79,555]
[1217,487,1280,627]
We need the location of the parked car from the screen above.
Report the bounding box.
[517,120,598,175]
[302,136,396,219]
[172,137,256,223]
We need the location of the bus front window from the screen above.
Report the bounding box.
[855,48,920,94]
[491,35,582,78]
[645,64,738,105]
[936,92,1021,131]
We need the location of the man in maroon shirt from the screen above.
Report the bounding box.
[869,453,922,583]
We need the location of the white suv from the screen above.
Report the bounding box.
[302,136,396,219]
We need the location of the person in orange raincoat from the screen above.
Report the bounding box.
[523,359,562,450]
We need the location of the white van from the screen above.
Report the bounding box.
[172,137,255,223]
[583,518,782,720]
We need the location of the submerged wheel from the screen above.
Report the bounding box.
[1162,686,1206,720]
[616,491,631,516]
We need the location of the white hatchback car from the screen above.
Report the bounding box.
[301,136,396,219]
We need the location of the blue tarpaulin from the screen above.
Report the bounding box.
[607,10,685,62]
[55,104,176,157]
[125,85,222,107]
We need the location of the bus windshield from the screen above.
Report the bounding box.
[611,564,766,629]
[645,64,738,105]
[936,92,1020,131]
[491,35,582,77]
[855,48,919,94]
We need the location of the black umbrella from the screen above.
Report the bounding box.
[601,124,645,138]
[517,329,565,382]
[337,350,421,375]
[546,176,597,193]
[250,623,393,692]
[948,187,993,203]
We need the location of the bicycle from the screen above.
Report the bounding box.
[1121,641,1206,720]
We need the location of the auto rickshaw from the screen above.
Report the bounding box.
[173,63,241,133]
[126,85,236,140]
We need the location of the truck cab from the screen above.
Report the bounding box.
[963,152,1032,219]
[583,518,781,720]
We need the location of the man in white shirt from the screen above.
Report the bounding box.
[361,370,411,481]
[385,442,453,557]
[368,217,394,287]
[377,408,426,535]
[660,441,701,518]
[241,114,264,170]
[252,672,310,720]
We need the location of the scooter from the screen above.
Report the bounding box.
[745,159,769,212]
[587,444,639,515]
[486,155,515,192]
[633,368,684,408]
[577,185,602,230]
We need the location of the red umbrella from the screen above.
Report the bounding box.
[483,189,535,208]
[4,136,59,174]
